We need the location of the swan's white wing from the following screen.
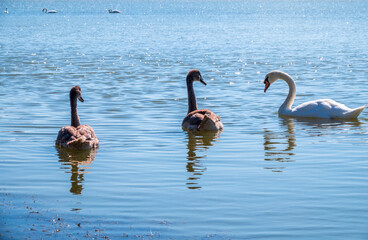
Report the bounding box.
[291,99,354,118]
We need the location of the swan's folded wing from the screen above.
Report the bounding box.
[183,109,223,131]
[292,99,364,119]
[56,126,78,143]
[77,125,98,141]
[56,125,98,149]
[182,110,205,127]
[338,105,366,119]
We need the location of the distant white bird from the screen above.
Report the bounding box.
[263,71,366,119]
[4,7,8,14]
[42,8,57,14]
[108,9,121,14]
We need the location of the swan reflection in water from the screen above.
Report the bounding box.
[57,148,97,195]
[185,130,221,189]
[263,117,296,172]
[263,117,363,172]
[290,117,363,137]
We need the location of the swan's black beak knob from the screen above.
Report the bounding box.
[264,79,270,93]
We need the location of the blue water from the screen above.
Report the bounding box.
[1,1,368,239]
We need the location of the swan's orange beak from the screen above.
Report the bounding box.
[264,79,270,93]
[78,96,84,102]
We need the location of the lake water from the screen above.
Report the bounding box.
[1,0,368,239]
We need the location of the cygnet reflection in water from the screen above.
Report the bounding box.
[57,147,97,195]
[185,130,221,189]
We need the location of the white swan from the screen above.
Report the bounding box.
[263,71,366,119]
[108,9,121,13]
[4,8,8,14]
[42,8,57,14]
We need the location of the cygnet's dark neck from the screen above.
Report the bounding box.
[186,76,198,114]
[70,92,81,127]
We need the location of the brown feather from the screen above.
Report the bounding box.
[182,109,223,131]
[56,125,99,150]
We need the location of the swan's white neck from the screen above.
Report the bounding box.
[275,72,296,114]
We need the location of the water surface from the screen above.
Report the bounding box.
[1,1,368,239]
